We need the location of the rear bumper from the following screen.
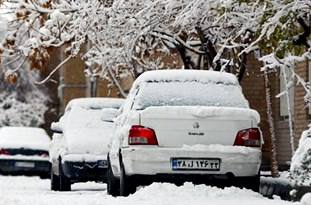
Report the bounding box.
[61,160,108,182]
[0,158,50,175]
[121,146,261,177]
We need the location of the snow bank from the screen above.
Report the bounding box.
[0,127,50,151]
[0,176,296,205]
[261,171,293,186]
[290,128,311,186]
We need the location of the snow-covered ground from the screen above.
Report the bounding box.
[0,175,308,205]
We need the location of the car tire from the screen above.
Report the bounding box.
[107,157,120,197]
[59,159,71,191]
[51,171,60,191]
[120,158,136,196]
[40,172,50,179]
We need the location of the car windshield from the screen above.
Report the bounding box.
[133,81,249,110]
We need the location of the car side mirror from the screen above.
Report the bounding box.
[50,122,63,134]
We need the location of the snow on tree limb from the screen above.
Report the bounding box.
[0,0,310,99]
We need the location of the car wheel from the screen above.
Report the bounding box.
[107,158,120,196]
[120,158,136,196]
[59,158,71,191]
[51,171,60,191]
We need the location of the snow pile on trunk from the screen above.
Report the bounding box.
[290,128,311,186]
[0,127,50,150]
[141,106,260,124]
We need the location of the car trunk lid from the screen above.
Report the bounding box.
[139,106,260,147]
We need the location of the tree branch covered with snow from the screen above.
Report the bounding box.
[0,0,310,97]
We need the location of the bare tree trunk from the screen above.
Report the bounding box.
[195,26,221,70]
[281,67,295,156]
[237,53,247,82]
[264,70,280,177]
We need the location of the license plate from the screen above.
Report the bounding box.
[15,161,35,168]
[171,158,220,171]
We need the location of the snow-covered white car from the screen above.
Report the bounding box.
[0,127,51,177]
[49,97,124,191]
[107,70,262,196]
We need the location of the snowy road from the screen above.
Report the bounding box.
[0,175,309,205]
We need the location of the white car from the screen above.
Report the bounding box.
[107,70,262,196]
[0,127,51,177]
[49,97,124,191]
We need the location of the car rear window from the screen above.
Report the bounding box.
[133,81,249,110]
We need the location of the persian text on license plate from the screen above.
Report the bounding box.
[171,158,220,171]
[15,161,35,168]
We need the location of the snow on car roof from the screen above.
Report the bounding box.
[0,127,50,151]
[65,97,124,112]
[131,70,248,110]
[133,70,239,87]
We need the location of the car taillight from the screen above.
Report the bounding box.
[128,125,158,145]
[0,149,10,155]
[234,128,261,147]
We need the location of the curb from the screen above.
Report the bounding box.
[259,178,292,200]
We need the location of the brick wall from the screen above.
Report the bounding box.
[294,61,309,149]
[240,54,273,167]
[241,55,311,169]
[59,53,87,112]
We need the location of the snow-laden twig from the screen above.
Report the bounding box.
[35,55,72,85]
